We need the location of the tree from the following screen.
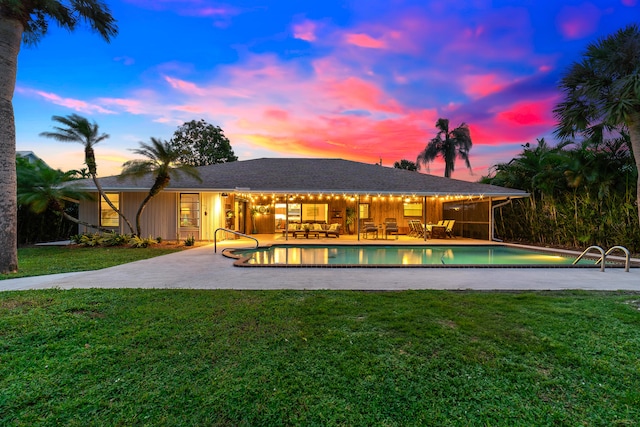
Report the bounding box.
[40,114,135,233]
[416,118,473,178]
[120,138,202,236]
[393,159,419,171]
[17,158,109,232]
[0,0,117,273]
[168,119,238,166]
[553,24,640,227]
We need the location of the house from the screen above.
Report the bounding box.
[17,151,50,168]
[75,158,528,241]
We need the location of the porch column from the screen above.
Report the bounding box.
[285,194,289,241]
[357,195,361,241]
[423,196,428,241]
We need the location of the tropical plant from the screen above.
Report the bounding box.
[129,235,157,248]
[0,0,117,273]
[393,159,419,171]
[120,137,202,236]
[168,119,238,167]
[16,159,109,233]
[183,235,195,246]
[553,24,640,227]
[16,156,77,243]
[483,135,639,251]
[416,118,473,178]
[40,114,135,233]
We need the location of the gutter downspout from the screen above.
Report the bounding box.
[491,197,511,242]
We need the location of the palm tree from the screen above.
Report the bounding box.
[0,1,117,273]
[120,138,202,236]
[553,24,640,226]
[416,118,473,178]
[17,161,109,233]
[40,114,135,233]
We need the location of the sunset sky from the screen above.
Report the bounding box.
[13,0,639,181]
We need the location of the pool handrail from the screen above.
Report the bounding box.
[573,245,605,272]
[213,228,259,253]
[596,246,631,272]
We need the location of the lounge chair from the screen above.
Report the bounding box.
[362,221,378,239]
[384,218,399,239]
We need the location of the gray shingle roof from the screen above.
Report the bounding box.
[82,158,527,197]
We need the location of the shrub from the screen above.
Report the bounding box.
[184,235,195,246]
[129,236,158,248]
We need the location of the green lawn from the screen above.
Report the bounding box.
[0,245,185,280]
[1,289,639,426]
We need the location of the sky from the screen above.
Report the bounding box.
[13,0,640,182]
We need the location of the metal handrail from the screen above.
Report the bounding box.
[573,245,606,272]
[213,228,259,253]
[597,246,631,272]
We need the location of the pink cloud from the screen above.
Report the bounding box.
[460,74,510,99]
[322,77,403,114]
[344,33,387,49]
[622,0,637,5]
[164,76,206,96]
[556,3,602,40]
[293,20,317,42]
[470,97,560,146]
[17,87,115,114]
[99,97,146,114]
[125,0,238,17]
[263,109,289,121]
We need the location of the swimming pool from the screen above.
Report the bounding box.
[229,244,599,267]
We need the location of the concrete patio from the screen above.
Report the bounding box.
[1,236,638,292]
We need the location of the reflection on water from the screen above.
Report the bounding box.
[242,245,587,266]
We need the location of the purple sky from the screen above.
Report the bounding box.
[13,0,639,181]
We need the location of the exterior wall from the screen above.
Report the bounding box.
[200,193,226,241]
[79,191,228,241]
[78,194,100,234]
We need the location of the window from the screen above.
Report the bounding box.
[100,193,119,227]
[180,193,200,227]
[403,202,422,217]
[302,204,328,222]
[359,203,369,219]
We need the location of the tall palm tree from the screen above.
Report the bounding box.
[40,114,135,233]
[120,138,202,236]
[553,24,640,226]
[0,1,117,273]
[416,118,473,178]
[17,160,109,232]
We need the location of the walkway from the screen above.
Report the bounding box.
[1,239,638,292]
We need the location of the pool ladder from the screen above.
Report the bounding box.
[572,245,631,272]
[213,228,259,254]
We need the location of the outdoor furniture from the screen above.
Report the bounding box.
[430,225,447,239]
[384,218,399,239]
[445,220,455,238]
[362,221,378,239]
[408,220,423,238]
[322,223,341,238]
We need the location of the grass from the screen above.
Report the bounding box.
[0,245,186,280]
[1,289,639,426]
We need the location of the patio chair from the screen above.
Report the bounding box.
[408,220,423,238]
[384,219,399,239]
[362,221,378,239]
[445,220,455,238]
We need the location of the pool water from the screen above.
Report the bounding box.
[233,245,595,267]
